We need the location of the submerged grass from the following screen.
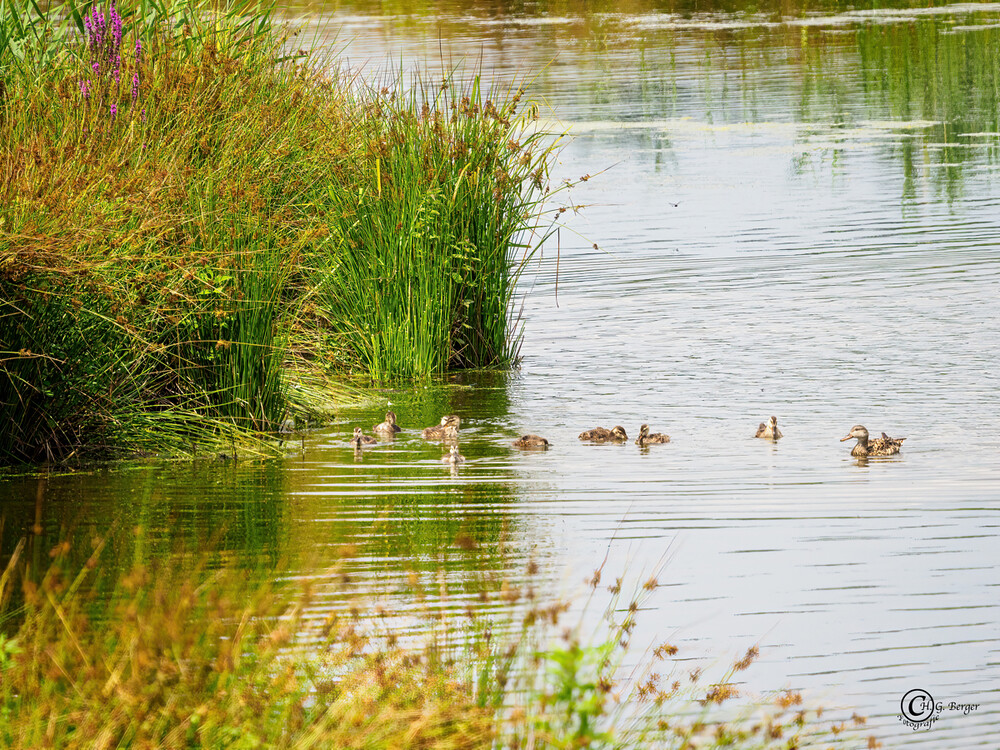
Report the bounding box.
[0,535,874,749]
[0,0,562,464]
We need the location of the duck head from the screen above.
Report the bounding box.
[840,425,869,443]
[611,425,628,440]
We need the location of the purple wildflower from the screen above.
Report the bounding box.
[132,71,139,102]
[110,3,122,49]
[110,101,117,121]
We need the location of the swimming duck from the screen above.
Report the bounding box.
[441,445,465,464]
[374,410,402,435]
[840,425,905,457]
[422,414,461,441]
[755,416,783,440]
[635,424,670,445]
[352,427,378,448]
[513,434,549,449]
[578,425,628,443]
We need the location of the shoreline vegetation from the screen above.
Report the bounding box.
[0,0,564,465]
[0,535,872,749]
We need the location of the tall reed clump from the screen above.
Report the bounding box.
[0,0,314,461]
[1,0,557,463]
[0,536,874,749]
[311,74,557,380]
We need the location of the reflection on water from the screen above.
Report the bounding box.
[5,2,1000,746]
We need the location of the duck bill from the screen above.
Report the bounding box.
[839,434,853,442]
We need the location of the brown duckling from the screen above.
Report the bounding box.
[755,415,783,440]
[578,425,628,443]
[840,425,905,457]
[422,414,461,441]
[352,427,378,448]
[635,424,670,445]
[513,434,549,449]
[373,410,402,435]
[441,445,465,464]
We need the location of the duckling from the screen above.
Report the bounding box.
[840,425,905,457]
[513,434,549,449]
[373,410,402,435]
[578,425,628,443]
[635,424,670,445]
[421,414,461,441]
[441,445,465,464]
[755,416,783,440]
[352,427,378,448]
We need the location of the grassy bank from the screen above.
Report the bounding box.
[0,0,560,464]
[0,536,869,749]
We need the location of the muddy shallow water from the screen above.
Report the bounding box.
[4,2,1000,746]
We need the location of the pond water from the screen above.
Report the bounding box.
[4,1,1000,746]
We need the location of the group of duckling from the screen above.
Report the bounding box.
[351,412,905,463]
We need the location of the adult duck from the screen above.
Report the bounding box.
[840,425,905,457]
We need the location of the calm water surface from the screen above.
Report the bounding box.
[4,2,1000,746]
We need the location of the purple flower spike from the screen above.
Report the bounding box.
[110,101,117,121]
[132,72,140,102]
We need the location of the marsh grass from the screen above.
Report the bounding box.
[0,0,564,464]
[0,535,876,749]
[311,72,556,379]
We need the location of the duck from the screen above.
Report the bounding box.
[513,434,549,449]
[373,410,402,435]
[635,424,670,445]
[840,425,905,457]
[352,427,378,448]
[755,416,783,440]
[578,425,628,443]
[441,445,465,464]
[421,414,461,441]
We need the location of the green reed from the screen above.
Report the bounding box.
[310,71,557,380]
[0,0,560,463]
[0,536,871,749]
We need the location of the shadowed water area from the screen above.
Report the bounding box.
[4,0,1000,745]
